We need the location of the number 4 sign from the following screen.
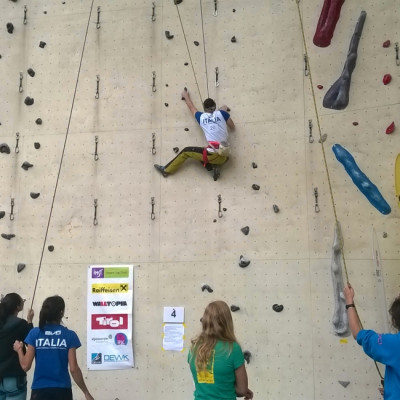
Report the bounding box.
[163,307,184,323]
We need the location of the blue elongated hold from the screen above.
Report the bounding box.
[332,144,391,215]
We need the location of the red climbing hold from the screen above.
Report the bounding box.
[383,74,392,85]
[383,40,391,48]
[317,85,324,89]
[386,122,395,135]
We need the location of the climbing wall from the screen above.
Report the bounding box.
[1,0,400,398]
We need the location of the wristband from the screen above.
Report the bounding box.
[346,303,355,310]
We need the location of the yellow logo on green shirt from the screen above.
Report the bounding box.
[196,350,215,384]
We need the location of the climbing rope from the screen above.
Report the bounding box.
[199,0,210,99]
[295,0,384,381]
[30,0,96,308]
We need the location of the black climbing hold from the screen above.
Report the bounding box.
[24,97,34,106]
[2,234,15,240]
[239,255,250,268]
[383,232,388,238]
[27,68,35,77]
[6,23,14,34]
[17,263,26,273]
[48,245,54,252]
[230,305,240,312]
[164,103,169,107]
[165,31,174,40]
[226,107,231,112]
[165,84,169,87]
[184,128,189,132]
[231,36,237,43]
[233,9,236,12]
[241,226,249,235]
[252,184,260,190]
[273,204,280,213]
[338,381,350,388]
[21,161,33,170]
[201,284,213,293]
[35,118,42,125]
[194,41,199,46]
[173,147,179,153]
[223,208,227,211]
[213,219,217,223]
[252,162,257,168]
[44,11,47,14]
[39,41,46,48]
[0,211,5,219]
[272,304,284,312]
[174,0,183,4]
[34,142,40,149]
[243,351,251,364]
[30,192,40,199]
[184,62,189,66]
[0,143,11,154]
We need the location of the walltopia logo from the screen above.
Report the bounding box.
[92,283,128,294]
[91,314,128,329]
[92,301,128,307]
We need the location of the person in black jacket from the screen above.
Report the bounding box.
[0,293,34,400]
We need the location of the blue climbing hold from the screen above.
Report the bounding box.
[332,144,391,215]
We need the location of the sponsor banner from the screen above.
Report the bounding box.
[87,265,134,370]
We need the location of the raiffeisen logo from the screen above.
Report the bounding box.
[104,354,129,362]
[92,283,128,294]
[92,301,128,307]
[91,314,128,330]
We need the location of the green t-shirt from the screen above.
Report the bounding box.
[188,341,244,400]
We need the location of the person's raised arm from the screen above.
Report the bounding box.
[68,348,94,400]
[235,364,253,399]
[219,105,235,130]
[13,341,35,372]
[344,283,362,339]
[181,88,198,116]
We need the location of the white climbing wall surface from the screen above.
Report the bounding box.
[1,0,400,398]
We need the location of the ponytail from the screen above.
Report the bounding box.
[0,293,23,328]
[39,296,65,330]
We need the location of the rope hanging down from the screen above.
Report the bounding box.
[30,0,96,307]
[294,0,383,382]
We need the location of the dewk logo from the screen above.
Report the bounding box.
[92,283,128,294]
[104,354,129,362]
[91,314,128,330]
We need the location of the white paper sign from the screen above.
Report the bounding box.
[163,323,184,351]
[163,306,184,323]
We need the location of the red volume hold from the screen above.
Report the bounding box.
[383,74,392,85]
[383,40,391,48]
[386,122,395,134]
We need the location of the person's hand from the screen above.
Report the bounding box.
[244,389,253,399]
[343,283,355,304]
[27,309,34,324]
[379,386,384,397]
[84,392,94,400]
[13,340,23,352]
[181,87,189,99]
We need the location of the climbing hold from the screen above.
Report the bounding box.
[223,208,227,212]
[383,74,392,85]
[184,128,189,131]
[338,381,350,388]
[35,118,42,125]
[272,304,284,312]
[174,0,183,4]
[193,41,199,46]
[318,133,328,143]
[243,351,251,364]
[230,305,240,312]
[352,122,359,126]
[48,245,54,252]
[184,62,188,66]
[332,144,391,215]
[24,97,34,106]
[386,122,395,134]
[231,36,236,43]
[27,68,35,77]
[30,192,40,199]
[317,85,324,89]
[383,40,391,48]
[239,255,250,268]
[6,23,14,34]
[213,219,217,223]
[0,143,11,154]
[17,263,26,273]
[252,162,257,168]
[34,142,40,149]
[1,234,15,240]
[201,284,213,293]
[173,147,179,153]
[241,226,249,235]
[165,31,174,40]
[39,41,46,48]
[233,9,236,12]
[21,161,33,170]
[273,204,280,213]
[164,103,169,107]
[252,184,260,190]
[0,211,5,219]
[383,232,388,238]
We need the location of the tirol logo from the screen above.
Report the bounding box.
[115,332,128,345]
[92,268,104,278]
[91,353,102,364]
[104,354,129,362]
[92,283,128,294]
[91,314,128,330]
[92,301,128,307]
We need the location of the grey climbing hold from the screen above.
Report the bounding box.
[252,162,257,168]
[30,192,40,199]
[2,234,15,240]
[252,184,260,190]
[318,133,328,143]
[35,118,42,125]
[174,0,183,4]
[383,232,388,238]
[231,36,237,43]
[273,204,280,213]
[239,255,250,268]
[27,68,35,77]
[230,305,240,312]
[194,41,199,46]
[338,381,350,388]
[34,142,40,149]
[39,41,46,48]
[165,31,174,40]
[0,211,5,219]
[21,161,33,170]
[173,147,179,153]
[241,226,249,235]
[201,284,213,293]
[0,143,11,154]
[48,245,54,252]
[17,263,26,273]
[243,351,251,364]
[6,23,14,34]
[272,304,284,312]
[24,97,34,106]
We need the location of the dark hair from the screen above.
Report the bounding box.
[203,98,216,112]
[0,293,23,328]
[389,297,400,330]
[39,296,65,330]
